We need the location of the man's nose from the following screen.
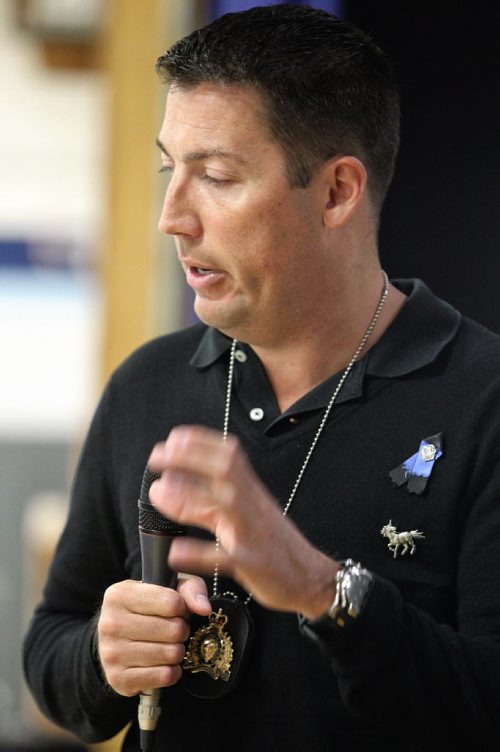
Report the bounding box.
[158,178,202,238]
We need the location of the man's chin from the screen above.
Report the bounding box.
[194,298,247,337]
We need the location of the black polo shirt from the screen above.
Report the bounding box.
[23,279,500,751]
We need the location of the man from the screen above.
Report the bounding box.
[23,5,500,751]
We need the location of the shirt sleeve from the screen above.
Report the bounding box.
[22,378,137,743]
[300,435,500,750]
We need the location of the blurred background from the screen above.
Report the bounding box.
[1,1,499,750]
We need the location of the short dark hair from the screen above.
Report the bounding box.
[156,4,400,213]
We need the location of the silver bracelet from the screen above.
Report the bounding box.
[326,559,373,628]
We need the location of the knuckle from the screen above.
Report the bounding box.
[180,620,191,643]
[106,666,128,694]
[218,479,238,509]
[225,433,240,453]
[162,589,184,616]
[168,615,189,642]
[160,664,182,687]
[165,643,185,665]
[218,437,243,479]
[102,579,131,608]
[121,687,138,698]
[225,435,242,463]
[170,425,191,453]
[99,641,121,667]
[101,585,118,607]
[190,574,206,588]
[119,672,142,698]
[97,613,117,639]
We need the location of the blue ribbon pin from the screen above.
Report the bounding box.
[389,432,443,495]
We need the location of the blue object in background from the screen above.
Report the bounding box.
[0,239,32,267]
[211,1,343,20]
[0,238,81,271]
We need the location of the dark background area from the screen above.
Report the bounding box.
[345,4,500,332]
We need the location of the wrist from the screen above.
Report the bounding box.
[298,555,341,621]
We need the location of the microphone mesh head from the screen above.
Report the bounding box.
[138,466,186,535]
[140,466,161,503]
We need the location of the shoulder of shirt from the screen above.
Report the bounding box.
[108,322,208,386]
[454,314,500,374]
[380,279,500,383]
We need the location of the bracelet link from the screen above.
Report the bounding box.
[327,559,373,628]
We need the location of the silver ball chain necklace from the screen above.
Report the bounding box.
[183,270,389,699]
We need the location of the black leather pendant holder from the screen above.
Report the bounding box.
[182,596,254,699]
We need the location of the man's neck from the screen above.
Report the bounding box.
[251,280,406,414]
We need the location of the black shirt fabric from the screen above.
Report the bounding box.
[23,279,500,751]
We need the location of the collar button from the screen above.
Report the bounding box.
[249,407,264,421]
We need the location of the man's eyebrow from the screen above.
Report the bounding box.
[155,138,247,165]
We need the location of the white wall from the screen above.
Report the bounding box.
[0,0,106,441]
[0,2,108,742]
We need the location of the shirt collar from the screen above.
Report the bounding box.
[189,278,461,377]
[366,278,460,376]
[190,325,232,368]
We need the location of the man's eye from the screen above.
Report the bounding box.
[203,174,231,186]
[158,165,173,175]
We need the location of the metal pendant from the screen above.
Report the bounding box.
[380,519,425,558]
[184,608,233,681]
[182,595,254,699]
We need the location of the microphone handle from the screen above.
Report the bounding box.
[138,529,177,752]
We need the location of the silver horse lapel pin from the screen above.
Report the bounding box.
[381,520,425,558]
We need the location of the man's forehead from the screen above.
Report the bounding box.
[162,83,268,144]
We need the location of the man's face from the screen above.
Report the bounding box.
[157,83,326,345]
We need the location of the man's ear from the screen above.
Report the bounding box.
[322,156,368,228]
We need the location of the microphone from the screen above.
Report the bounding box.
[137,466,186,752]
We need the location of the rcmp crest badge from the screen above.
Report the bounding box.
[184,608,234,681]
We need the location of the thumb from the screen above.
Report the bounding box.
[178,574,212,616]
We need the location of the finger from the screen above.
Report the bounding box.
[112,664,183,697]
[151,469,238,510]
[149,473,223,532]
[149,451,261,532]
[127,640,186,669]
[149,426,246,483]
[170,538,233,578]
[177,573,212,615]
[99,611,190,644]
[99,634,186,674]
[103,580,188,619]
